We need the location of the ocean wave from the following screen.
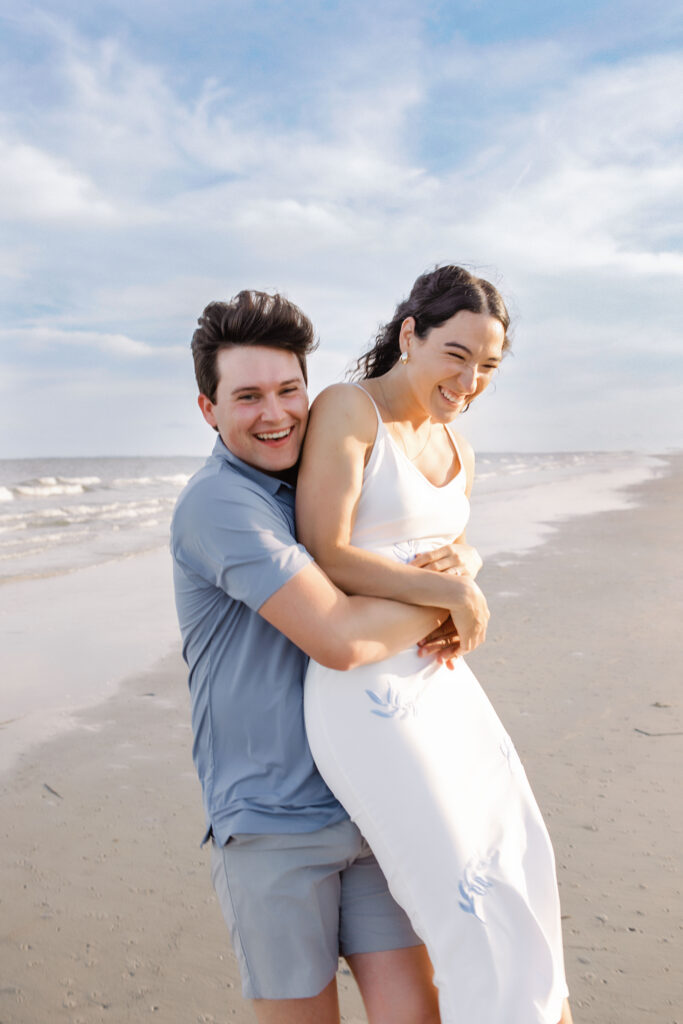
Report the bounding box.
[12,475,96,498]
[0,511,29,526]
[4,470,189,503]
[58,475,101,486]
[111,473,191,488]
[0,497,174,535]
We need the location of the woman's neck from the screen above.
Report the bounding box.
[371,367,429,430]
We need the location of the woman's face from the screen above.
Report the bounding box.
[401,310,505,421]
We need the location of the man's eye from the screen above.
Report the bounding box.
[238,394,258,402]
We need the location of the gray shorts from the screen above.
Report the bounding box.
[210,818,421,999]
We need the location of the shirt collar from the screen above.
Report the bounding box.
[211,434,294,496]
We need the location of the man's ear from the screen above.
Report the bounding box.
[198,394,218,430]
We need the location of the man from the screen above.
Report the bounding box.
[171,290,444,1024]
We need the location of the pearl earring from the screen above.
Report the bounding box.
[400,351,408,365]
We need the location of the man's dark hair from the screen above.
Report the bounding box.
[191,290,318,401]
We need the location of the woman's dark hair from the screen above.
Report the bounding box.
[352,265,511,380]
[191,290,318,401]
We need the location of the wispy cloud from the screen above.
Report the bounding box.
[0,136,116,222]
[0,3,681,455]
[0,327,185,359]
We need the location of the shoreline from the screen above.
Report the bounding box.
[0,548,179,775]
[1,455,681,1022]
[0,450,667,775]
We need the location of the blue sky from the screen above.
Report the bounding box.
[1,0,681,456]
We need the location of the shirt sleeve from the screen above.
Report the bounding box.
[172,475,313,612]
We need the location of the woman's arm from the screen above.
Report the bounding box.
[296,384,489,653]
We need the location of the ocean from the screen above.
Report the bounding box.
[0,451,665,584]
[0,449,667,772]
[0,456,203,583]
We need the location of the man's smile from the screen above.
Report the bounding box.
[254,426,295,443]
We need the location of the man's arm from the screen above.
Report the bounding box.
[259,562,444,671]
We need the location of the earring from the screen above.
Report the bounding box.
[400,351,408,365]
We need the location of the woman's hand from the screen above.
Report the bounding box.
[411,542,483,579]
[446,576,489,655]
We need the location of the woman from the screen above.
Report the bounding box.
[296,266,572,1024]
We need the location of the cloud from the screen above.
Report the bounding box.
[0,326,185,359]
[0,8,681,454]
[0,135,116,223]
[444,51,683,280]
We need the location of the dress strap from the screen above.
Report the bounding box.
[346,381,384,429]
[444,423,467,484]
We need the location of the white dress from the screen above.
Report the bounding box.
[304,387,568,1024]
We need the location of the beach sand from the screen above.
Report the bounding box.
[1,455,681,1023]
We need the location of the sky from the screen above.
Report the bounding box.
[0,0,681,457]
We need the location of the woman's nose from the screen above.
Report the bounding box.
[458,365,477,393]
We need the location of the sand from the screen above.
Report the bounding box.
[1,455,681,1023]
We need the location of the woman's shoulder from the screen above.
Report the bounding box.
[309,382,379,443]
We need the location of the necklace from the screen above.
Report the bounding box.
[377,380,433,462]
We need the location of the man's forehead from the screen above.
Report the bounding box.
[216,345,305,388]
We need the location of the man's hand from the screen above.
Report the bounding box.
[411,542,483,579]
[417,615,461,669]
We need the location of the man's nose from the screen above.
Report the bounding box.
[261,392,286,421]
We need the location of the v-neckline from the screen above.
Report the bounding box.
[381,421,465,491]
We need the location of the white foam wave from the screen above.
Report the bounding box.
[59,476,101,486]
[0,511,29,525]
[15,481,85,497]
[111,473,190,488]
[0,487,13,503]
[10,474,101,499]
[0,496,175,536]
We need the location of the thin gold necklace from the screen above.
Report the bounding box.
[377,380,432,462]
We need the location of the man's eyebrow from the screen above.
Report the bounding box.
[444,342,502,363]
[230,378,302,396]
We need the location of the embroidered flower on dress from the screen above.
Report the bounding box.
[458,852,498,923]
[392,540,420,564]
[365,684,417,719]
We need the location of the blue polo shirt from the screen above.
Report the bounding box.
[171,436,346,845]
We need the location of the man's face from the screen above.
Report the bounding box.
[198,346,309,475]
